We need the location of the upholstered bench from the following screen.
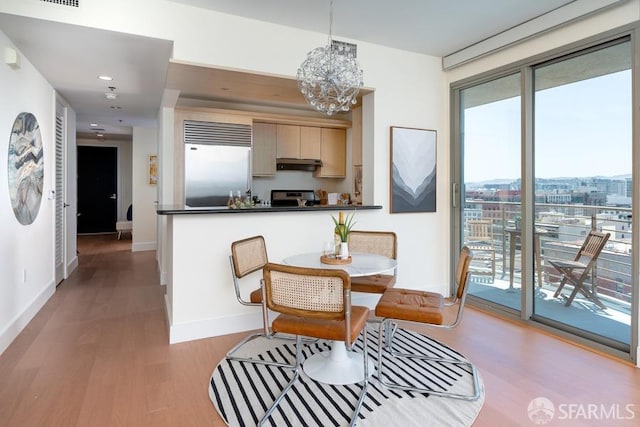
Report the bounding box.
[116,221,132,240]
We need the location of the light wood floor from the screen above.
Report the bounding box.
[1,235,639,426]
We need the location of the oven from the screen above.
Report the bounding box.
[270,190,318,207]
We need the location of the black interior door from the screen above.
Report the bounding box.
[77,146,117,234]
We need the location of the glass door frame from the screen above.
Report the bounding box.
[450,30,639,363]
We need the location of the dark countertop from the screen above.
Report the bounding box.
[156,204,382,215]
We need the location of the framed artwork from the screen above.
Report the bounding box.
[148,154,158,185]
[390,126,436,213]
[8,112,44,225]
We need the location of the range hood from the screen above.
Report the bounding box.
[276,158,322,171]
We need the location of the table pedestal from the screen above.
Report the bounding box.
[303,341,375,385]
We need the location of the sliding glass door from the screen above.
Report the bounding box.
[453,36,634,355]
[532,39,632,348]
[459,73,522,312]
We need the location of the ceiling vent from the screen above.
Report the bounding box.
[184,120,252,146]
[40,0,79,7]
[332,40,357,59]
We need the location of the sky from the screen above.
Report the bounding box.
[463,70,631,183]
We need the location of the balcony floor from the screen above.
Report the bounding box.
[468,274,631,345]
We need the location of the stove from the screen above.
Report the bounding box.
[270,189,318,207]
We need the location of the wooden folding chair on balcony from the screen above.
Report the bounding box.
[465,219,496,282]
[549,230,610,309]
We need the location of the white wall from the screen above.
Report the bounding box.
[158,104,175,284]
[132,126,158,252]
[0,30,56,354]
[0,0,450,299]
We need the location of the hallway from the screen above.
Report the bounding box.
[0,235,232,426]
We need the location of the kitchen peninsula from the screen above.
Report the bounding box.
[157,204,383,344]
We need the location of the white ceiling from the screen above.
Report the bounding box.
[0,0,575,137]
[168,0,574,56]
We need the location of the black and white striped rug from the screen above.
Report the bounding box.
[209,327,484,427]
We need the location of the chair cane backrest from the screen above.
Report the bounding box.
[231,235,268,279]
[348,231,397,259]
[455,246,473,300]
[262,263,350,320]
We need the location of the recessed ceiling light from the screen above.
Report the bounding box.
[96,133,104,137]
[90,123,98,127]
[98,75,113,81]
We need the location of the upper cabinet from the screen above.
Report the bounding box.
[276,124,300,158]
[253,122,277,176]
[316,128,347,178]
[300,126,321,159]
[276,125,322,160]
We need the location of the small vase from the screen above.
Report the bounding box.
[338,241,349,259]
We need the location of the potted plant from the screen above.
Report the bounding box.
[332,211,356,259]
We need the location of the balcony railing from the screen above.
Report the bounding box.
[464,200,633,307]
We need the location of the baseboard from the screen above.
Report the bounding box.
[166,309,263,344]
[67,255,79,277]
[158,265,167,285]
[0,281,55,355]
[132,241,156,252]
[163,293,173,338]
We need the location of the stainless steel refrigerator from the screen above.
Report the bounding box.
[184,121,252,207]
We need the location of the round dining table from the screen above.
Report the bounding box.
[281,252,397,385]
[282,251,397,277]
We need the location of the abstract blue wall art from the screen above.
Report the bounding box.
[8,112,44,225]
[390,126,436,213]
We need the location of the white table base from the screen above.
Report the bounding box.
[303,341,375,385]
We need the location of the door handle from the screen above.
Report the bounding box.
[109,194,117,200]
[452,183,459,208]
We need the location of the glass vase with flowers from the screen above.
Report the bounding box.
[332,211,356,259]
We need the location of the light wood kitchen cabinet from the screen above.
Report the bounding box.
[252,122,277,176]
[276,124,300,158]
[276,125,322,160]
[300,126,321,159]
[316,128,346,178]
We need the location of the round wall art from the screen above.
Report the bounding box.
[7,112,44,225]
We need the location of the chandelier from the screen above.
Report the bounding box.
[296,0,363,115]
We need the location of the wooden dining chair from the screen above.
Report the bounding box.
[258,263,370,427]
[226,236,290,367]
[374,246,481,401]
[465,219,495,282]
[550,230,610,309]
[347,230,397,293]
